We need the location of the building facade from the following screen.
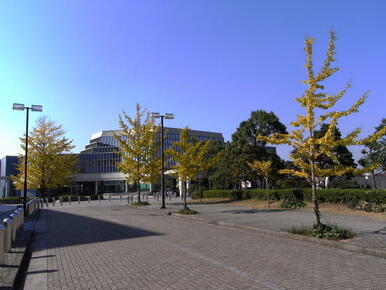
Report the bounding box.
[70,128,224,194]
[0,156,19,197]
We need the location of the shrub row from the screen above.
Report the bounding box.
[0,196,29,204]
[199,188,386,206]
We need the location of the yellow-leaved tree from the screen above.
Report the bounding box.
[12,117,77,197]
[166,128,217,210]
[248,160,272,207]
[257,31,386,227]
[114,104,160,202]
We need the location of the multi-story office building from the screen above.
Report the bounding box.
[0,155,19,197]
[70,128,224,194]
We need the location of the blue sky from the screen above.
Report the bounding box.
[0,0,385,161]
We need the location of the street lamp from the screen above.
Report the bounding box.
[13,103,43,216]
[150,112,174,209]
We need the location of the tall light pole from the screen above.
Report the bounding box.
[13,103,43,216]
[150,112,174,209]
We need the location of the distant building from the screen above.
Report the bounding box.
[352,172,386,189]
[70,128,224,194]
[0,155,19,197]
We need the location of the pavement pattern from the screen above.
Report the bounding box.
[24,202,386,290]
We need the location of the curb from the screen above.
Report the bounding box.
[12,209,40,289]
[171,213,386,260]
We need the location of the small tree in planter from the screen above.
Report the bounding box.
[257,31,385,230]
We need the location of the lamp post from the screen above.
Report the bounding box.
[150,112,174,209]
[13,104,43,216]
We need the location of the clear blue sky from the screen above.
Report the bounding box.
[1,0,385,161]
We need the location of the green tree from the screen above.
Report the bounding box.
[313,123,356,188]
[258,31,386,227]
[114,104,160,202]
[359,118,386,188]
[12,117,77,197]
[213,110,286,189]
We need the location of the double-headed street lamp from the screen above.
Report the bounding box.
[13,103,43,216]
[150,112,174,209]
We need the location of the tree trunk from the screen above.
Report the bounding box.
[311,164,322,227]
[371,170,377,189]
[265,177,270,208]
[184,180,188,209]
[137,180,141,202]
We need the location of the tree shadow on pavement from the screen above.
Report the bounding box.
[33,209,162,251]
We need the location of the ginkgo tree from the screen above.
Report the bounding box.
[12,117,77,197]
[114,104,160,203]
[248,160,272,207]
[166,127,218,210]
[257,31,386,228]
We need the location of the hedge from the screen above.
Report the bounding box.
[198,188,386,206]
[0,196,29,204]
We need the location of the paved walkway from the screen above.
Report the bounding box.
[150,201,386,252]
[24,203,386,289]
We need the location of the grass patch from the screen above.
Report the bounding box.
[131,201,150,207]
[177,208,199,215]
[288,223,355,240]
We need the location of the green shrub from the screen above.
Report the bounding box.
[280,190,306,208]
[201,188,386,210]
[131,201,150,207]
[177,208,199,215]
[0,196,28,204]
[288,224,355,240]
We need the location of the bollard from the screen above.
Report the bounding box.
[52,198,56,207]
[0,223,5,265]
[78,196,81,204]
[130,195,134,204]
[88,196,91,203]
[14,210,20,233]
[120,194,122,202]
[127,195,130,205]
[45,198,49,208]
[98,195,101,203]
[109,194,111,203]
[10,213,17,242]
[40,198,44,208]
[69,196,71,205]
[169,193,172,201]
[157,194,159,202]
[59,197,63,206]
[146,193,148,203]
[18,208,24,231]
[3,218,12,252]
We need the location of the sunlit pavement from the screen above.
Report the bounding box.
[24,203,386,289]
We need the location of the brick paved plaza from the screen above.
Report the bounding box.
[24,203,386,289]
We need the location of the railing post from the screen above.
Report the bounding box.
[120,194,122,202]
[0,224,5,265]
[146,193,148,203]
[127,195,130,205]
[109,194,111,203]
[18,208,24,231]
[3,218,12,252]
[10,213,17,242]
[69,196,71,205]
